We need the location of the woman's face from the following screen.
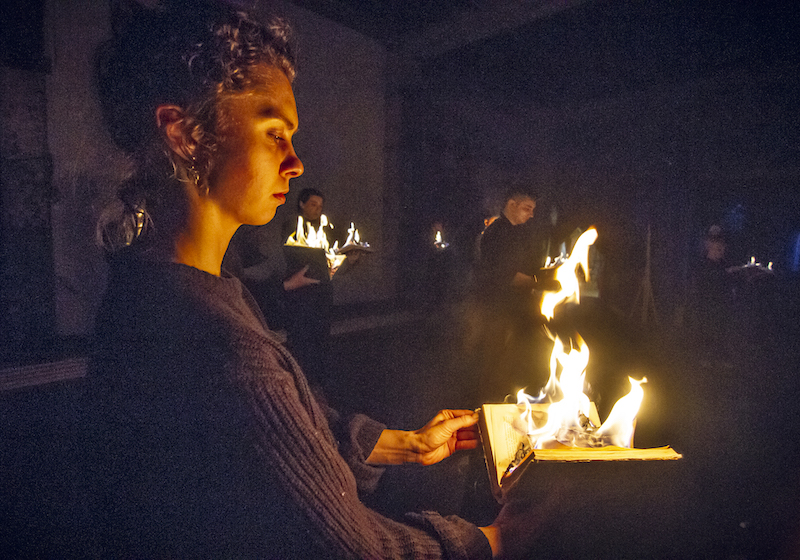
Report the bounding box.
[208,64,304,227]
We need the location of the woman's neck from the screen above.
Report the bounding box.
[173,199,238,276]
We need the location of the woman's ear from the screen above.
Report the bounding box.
[155,105,196,162]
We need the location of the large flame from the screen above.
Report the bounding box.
[515,227,646,449]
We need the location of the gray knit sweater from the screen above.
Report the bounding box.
[89,255,491,559]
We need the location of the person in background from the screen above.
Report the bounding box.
[88,3,540,557]
[281,187,328,241]
[693,224,734,364]
[476,190,539,298]
[473,188,547,403]
[278,186,362,388]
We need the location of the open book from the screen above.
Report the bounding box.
[478,403,682,502]
[334,242,374,255]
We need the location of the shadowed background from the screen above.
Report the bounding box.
[2,0,799,557]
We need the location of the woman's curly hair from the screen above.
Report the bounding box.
[95,1,296,251]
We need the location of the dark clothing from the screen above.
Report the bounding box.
[475,214,540,313]
[692,255,735,361]
[281,269,334,386]
[281,214,341,385]
[226,222,334,387]
[88,254,491,559]
[472,214,547,403]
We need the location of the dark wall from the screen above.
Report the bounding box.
[0,0,57,362]
[398,0,800,318]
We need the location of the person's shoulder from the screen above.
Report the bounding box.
[481,215,510,240]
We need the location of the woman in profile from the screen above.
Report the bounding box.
[88,2,534,557]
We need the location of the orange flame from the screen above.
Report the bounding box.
[285,215,346,272]
[540,228,597,320]
[514,227,646,449]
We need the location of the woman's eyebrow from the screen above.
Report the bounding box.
[258,106,298,132]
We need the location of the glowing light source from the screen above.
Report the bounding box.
[513,228,646,449]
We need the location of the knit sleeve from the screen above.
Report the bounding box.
[323,404,387,494]
[232,329,492,559]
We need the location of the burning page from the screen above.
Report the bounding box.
[478,227,681,503]
[285,215,346,275]
[335,222,373,255]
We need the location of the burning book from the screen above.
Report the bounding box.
[478,227,681,503]
[479,401,681,503]
[334,222,373,255]
[284,216,370,279]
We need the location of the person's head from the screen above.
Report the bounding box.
[297,188,324,221]
[96,3,303,251]
[502,189,537,226]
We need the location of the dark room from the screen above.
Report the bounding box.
[2,0,799,558]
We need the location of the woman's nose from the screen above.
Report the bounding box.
[282,148,304,178]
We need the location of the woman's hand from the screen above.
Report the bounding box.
[411,409,480,465]
[366,409,479,466]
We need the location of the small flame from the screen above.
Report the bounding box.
[434,229,450,250]
[343,222,361,247]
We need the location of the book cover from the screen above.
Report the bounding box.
[283,245,331,283]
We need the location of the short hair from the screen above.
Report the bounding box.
[96,3,296,251]
[503,187,537,204]
[297,188,324,213]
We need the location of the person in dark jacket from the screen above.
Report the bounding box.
[474,189,548,403]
